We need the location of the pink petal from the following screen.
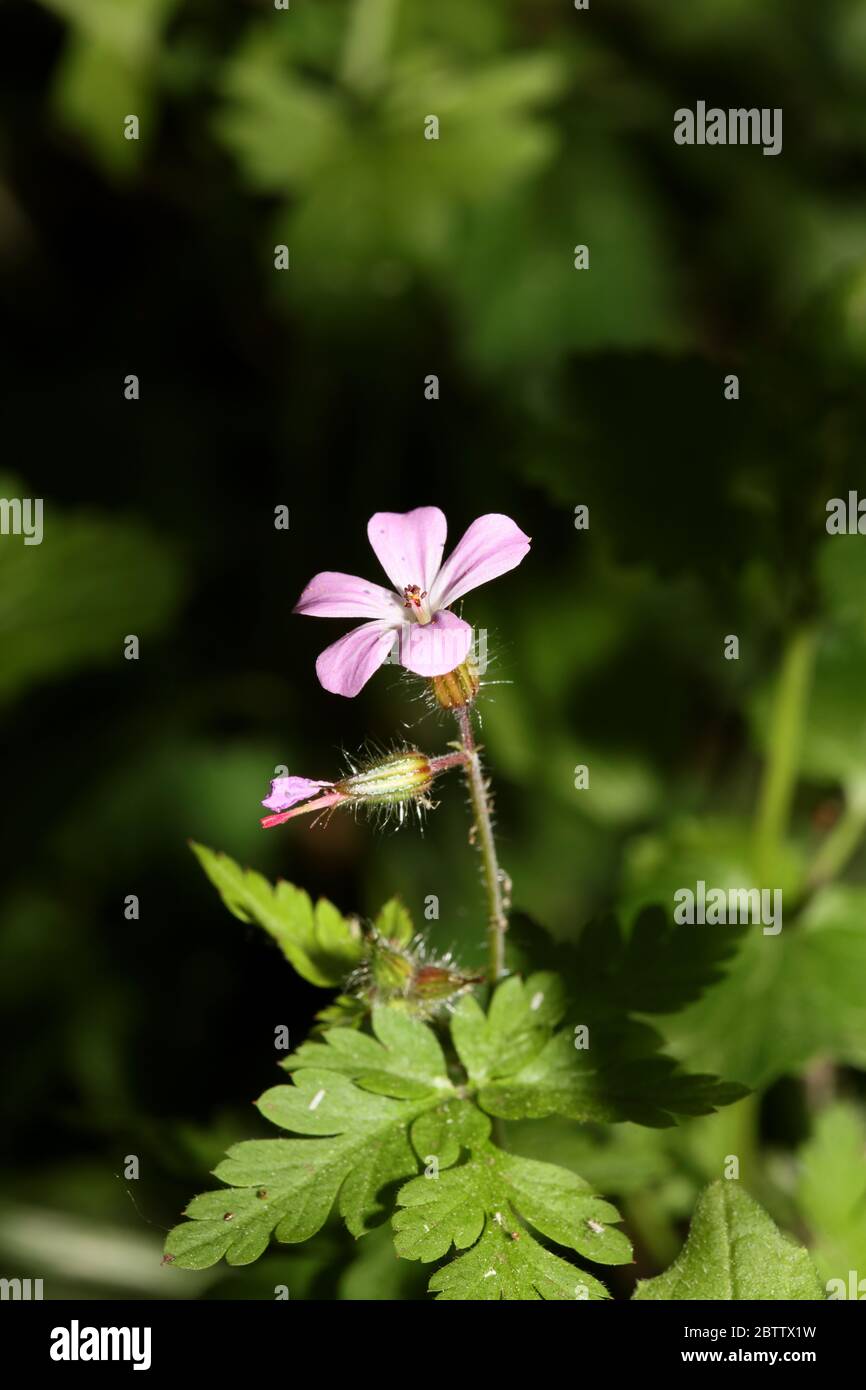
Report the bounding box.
[262,790,346,828]
[262,776,333,812]
[398,610,473,677]
[315,620,397,698]
[367,507,447,594]
[293,571,400,621]
[429,514,531,611]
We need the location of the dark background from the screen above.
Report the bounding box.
[2,0,866,1298]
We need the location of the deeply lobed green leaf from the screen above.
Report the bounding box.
[190,843,363,987]
[393,1103,632,1300]
[453,968,746,1127]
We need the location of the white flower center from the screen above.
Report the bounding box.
[402,584,431,625]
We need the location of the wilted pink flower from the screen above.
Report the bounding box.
[261,776,345,829]
[262,776,334,814]
[293,507,531,697]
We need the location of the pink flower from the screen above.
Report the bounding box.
[262,776,333,813]
[294,507,531,697]
[261,776,345,829]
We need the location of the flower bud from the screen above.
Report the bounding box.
[430,659,481,710]
[348,932,483,1019]
[368,937,416,993]
[336,751,434,806]
[412,963,483,1006]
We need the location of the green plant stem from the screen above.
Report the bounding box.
[807,793,866,891]
[454,705,509,983]
[340,0,401,95]
[753,626,816,883]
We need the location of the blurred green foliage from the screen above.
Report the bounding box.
[1,0,866,1298]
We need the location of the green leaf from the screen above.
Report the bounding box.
[796,1102,866,1290]
[621,821,866,1085]
[573,904,748,1017]
[41,0,178,176]
[373,897,415,946]
[190,843,363,987]
[652,887,866,1087]
[0,486,182,705]
[214,51,343,191]
[508,901,749,1023]
[165,1078,447,1270]
[454,966,746,1127]
[165,1009,458,1269]
[818,532,866,635]
[283,1005,451,1100]
[215,26,563,306]
[426,1225,606,1301]
[492,1153,631,1264]
[314,994,369,1030]
[404,1159,627,1283]
[410,1099,493,1168]
[478,1038,745,1128]
[633,1182,825,1300]
[621,817,804,924]
[166,995,640,1287]
[394,1143,631,1300]
[450,971,566,1084]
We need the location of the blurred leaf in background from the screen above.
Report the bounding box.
[41,0,179,175]
[0,472,183,703]
[796,1103,866,1290]
[215,13,565,312]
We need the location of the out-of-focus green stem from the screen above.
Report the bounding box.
[753,626,816,883]
[807,786,866,890]
[341,0,401,95]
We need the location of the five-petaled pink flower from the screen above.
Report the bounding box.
[294,507,531,697]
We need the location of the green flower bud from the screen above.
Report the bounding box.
[337,751,434,806]
[369,937,416,993]
[348,931,483,1019]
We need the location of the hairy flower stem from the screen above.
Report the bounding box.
[454,706,509,982]
[430,751,469,776]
